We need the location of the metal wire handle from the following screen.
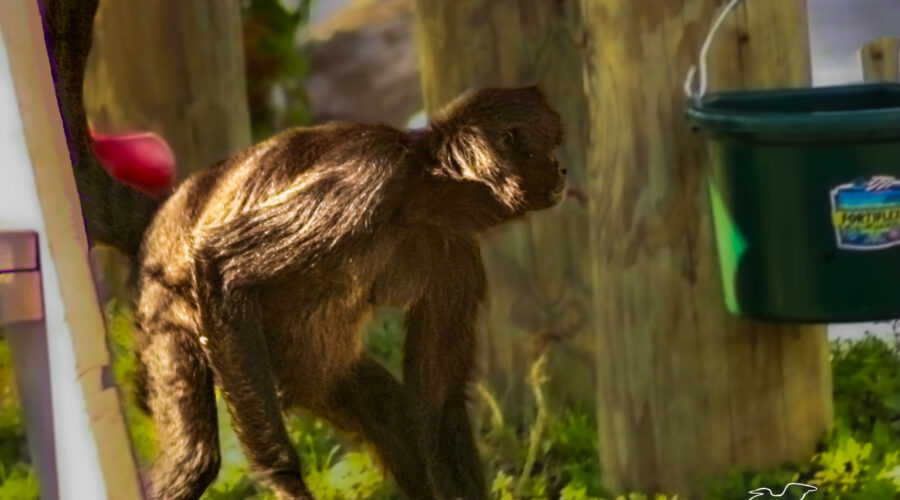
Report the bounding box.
[684,0,745,101]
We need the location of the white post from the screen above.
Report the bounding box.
[0,40,107,499]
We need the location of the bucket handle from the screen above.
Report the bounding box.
[684,0,744,101]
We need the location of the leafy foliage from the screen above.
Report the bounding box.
[105,299,156,463]
[0,336,40,500]
[241,0,314,140]
[363,307,405,379]
[708,333,900,500]
[805,334,900,499]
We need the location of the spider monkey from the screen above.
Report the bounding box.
[134,86,565,500]
[40,2,565,499]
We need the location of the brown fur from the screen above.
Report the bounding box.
[135,87,565,500]
[39,2,565,498]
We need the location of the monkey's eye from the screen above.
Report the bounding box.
[500,130,516,147]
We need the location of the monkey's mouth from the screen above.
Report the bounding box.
[550,187,565,203]
[533,184,565,209]
[550,181,566,202]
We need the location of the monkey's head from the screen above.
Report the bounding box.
[426,86,566,220]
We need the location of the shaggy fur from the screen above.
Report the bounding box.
[134,86,565,500]
[40,2,565,498]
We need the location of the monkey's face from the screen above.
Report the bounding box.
[430,85,567,218]
[466,86,565,213]
[491,122,566,212]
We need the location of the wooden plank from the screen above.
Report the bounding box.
[582,0,831,497]
[414,0,595,413]
[0,2,144,499]
[859,37,900,83]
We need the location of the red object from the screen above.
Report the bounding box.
[90,130,177,196]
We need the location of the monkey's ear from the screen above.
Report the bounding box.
[425,122,525,212]
[429,124,497,181]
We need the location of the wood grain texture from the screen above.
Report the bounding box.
[0,2,144,498]
[581,0,831,497]
[414,0,595,413]
[84,0,252,179]
[860,37,900,83]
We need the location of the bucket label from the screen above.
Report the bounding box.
[831,176,900,251]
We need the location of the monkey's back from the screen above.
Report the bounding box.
[139,122,413,281]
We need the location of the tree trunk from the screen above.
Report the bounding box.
[84,1,252,179]
[414,0,595,414]
[582,0,832,497]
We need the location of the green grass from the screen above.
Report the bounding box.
[0,338,40,500]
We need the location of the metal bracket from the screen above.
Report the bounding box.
[0,230,58,500]
[0,231,44,325]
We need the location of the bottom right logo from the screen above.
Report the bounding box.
[747,482,817,500]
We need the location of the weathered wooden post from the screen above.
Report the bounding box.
[581,0,832,496]
[413,0,595,411]
[859,36,899,83]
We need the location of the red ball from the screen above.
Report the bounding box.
[90,131,176,196]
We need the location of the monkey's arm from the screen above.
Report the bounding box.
[403,237,488,500]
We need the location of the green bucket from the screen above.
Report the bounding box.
[687,83,900,322]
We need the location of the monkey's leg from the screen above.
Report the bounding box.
[136,284,220,500]
[194,266,312,500]
[318,355,433,499]
[404,281,488,500]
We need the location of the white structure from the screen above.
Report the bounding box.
[0,34,106,500]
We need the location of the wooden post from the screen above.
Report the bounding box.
[0,2,144,498]
[413,0,595,412]
[859,37,900,83]
[581,0,832,497]
[84,1,252,179]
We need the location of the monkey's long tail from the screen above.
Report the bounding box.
[40,0,162,257]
